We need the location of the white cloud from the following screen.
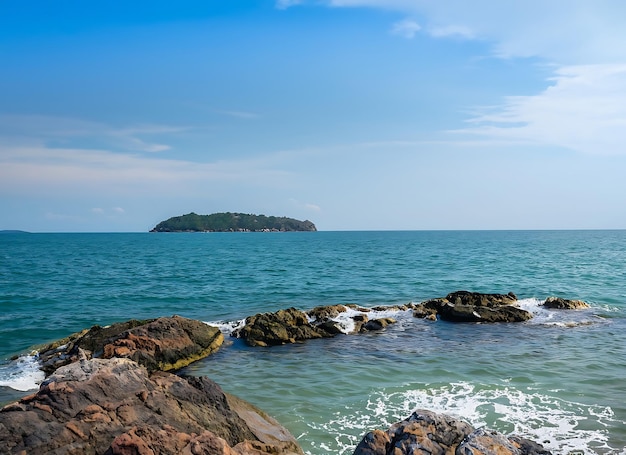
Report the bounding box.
[427,24,475,40]
[453,64,626,155]
[315,1,626,156]
[0,114,187,153]
[0,143,294,196]
[391,19,421,39]
[325,1,626,64]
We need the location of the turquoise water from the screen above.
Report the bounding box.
[1,231,625,454]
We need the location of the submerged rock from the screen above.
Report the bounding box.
[361,317,397,331]
[413,291,532,323]
[307,304,349,321]
[542,296,590,310]
[0,358,303,455]
[352,409,551,455]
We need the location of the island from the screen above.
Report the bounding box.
[150,212,317,232]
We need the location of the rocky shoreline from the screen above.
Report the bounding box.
[0,291,590,454]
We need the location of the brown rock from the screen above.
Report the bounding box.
[412,292,531,323]
[446,290,518,307]
[361,318,397,332]
[37,320,152,376]
[101,316,224,372]
[438,304,533,323]
[352,410,551,455]
[232,308,335,346]
[543,296,590,310]
[353,409,473,455]
[37,316,224,376]
[307,304,348,321]
[0,358,303,455]
[458,428,552,455]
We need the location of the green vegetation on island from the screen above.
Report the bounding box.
[150,212,317,232]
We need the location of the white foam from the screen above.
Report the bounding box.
[0,354,44,392]
[305,381,623,455]
[309,305,415,334]
[517,298,601,328]
[204,318,246,335]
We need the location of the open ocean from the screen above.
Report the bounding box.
[1,230,625,454]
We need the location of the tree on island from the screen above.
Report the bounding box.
[150,212,317,232]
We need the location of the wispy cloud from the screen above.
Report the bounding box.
[391,19,421,39]
[427,24,475,40]
[289,198,322,212]
[453,64,626,155]
[0,114,188,153]
[0,142,295,197]
[324,1,626,64]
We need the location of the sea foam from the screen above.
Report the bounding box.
[306,381,623,455]
[517,297,605,328]
[0,354,44,392]
[204,318,246,335]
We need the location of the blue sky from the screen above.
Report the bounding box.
[2,0,626,231]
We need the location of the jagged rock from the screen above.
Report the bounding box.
[353,409,473,455]
[413,291,531,323]
[439,304,533,323]
[316,320,346,335]
[371,304,412,312]
[37,316,224,375]
[543,296,590,310]
[352,409,551,455]
[0,358,303,455]
[307,304,348,321]
[413,298,443,320]
[446,290,518,307]
[37,319,153,375]
[458,428,552,455]
[361,318,397,332]
[232,308,335,347]
[352,314,369,333]
[101,316,224,372]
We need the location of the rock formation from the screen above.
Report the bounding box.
[352,409,551,455]
[37,315,224,376]
[1,291,591,454]
[0,358,302,454]
[233,305,402,346]
[232,307,335,347]
[413,291,533,323]
[542,296,590,309]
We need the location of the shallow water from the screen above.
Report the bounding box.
[1,231,625,453]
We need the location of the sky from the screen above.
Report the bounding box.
[1,0,626,231]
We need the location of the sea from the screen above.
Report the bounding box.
[0,230,625,454]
